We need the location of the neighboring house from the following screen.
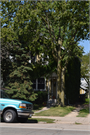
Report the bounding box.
[80,78,88,90]
[80,78,89,99]
[80,89,86,94]
[80,78,87,94]
[79,78,88,102]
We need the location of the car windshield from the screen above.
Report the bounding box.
[0,90,9,98]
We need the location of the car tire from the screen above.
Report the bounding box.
[3,109,17,123]
[17,117,28,123]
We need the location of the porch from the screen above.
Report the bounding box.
[46,72,58,107]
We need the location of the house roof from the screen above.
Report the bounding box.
[80,78,88,91]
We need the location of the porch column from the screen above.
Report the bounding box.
[51,78,53,99]
[56,80,57,100]
[48,79,50,102]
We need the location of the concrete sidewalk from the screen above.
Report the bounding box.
[32,114,90,125]
[34,107,50,113]
[33,107,90,125]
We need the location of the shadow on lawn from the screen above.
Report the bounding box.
[27,119,38,123]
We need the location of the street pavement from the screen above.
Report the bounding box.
[0,127,90,135]
[0,110,90,132]
[0,106,90,134]
[0,122,90,131]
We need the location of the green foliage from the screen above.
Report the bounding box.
[81,53,90,88]
[84,98,90,104]
[32,1,88,105]
[33,104,44,111]
[33,0,89,59]
[1,1,39,101]
[65,57,81,104]
[30,60,57,80]
[4,44,37,101]
[33,91,48,105]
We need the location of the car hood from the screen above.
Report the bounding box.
[1,98,32,104]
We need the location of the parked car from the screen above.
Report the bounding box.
[0,90,34,123]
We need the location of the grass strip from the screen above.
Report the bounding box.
[28,118,55,123]
[77,108,89,117]
[84,98,90,104]
[75,122,82,125]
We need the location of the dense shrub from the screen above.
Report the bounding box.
[33,91,48,105]
[65,57,81,104]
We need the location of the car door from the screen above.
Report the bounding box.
[0,98,3,114]
[0,91,6,114]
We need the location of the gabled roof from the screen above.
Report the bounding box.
[80,78,88,91]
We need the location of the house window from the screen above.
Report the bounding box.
[38,78,45,89]
[32,78,45,91]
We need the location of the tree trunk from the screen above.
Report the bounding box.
[61,67,65,106]
[57,59,62,105]
[57,64,65,106]
[57,37,65,106]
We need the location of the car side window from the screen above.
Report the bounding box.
[1,91,9,98]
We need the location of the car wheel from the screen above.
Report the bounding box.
[3,109,17,123]
[17,117,28,123]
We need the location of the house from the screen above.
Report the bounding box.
[29,52,57,105]
[79,78,89,102]
[30,53,81,106]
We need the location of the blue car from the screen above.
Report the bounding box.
[0,90,34,123]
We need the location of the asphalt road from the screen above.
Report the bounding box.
[0,127,90,135]
[0,119,90,135]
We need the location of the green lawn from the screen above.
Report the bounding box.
[28,118,55,123]
[77,108,89,117]
[84,98,90,104]
[77,98,90,117]
[34,106,75,117]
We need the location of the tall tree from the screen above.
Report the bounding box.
[32,0,89,106]
[5,41,37,101]
[1,1,38,101]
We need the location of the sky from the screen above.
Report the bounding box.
[79,40,90,54]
